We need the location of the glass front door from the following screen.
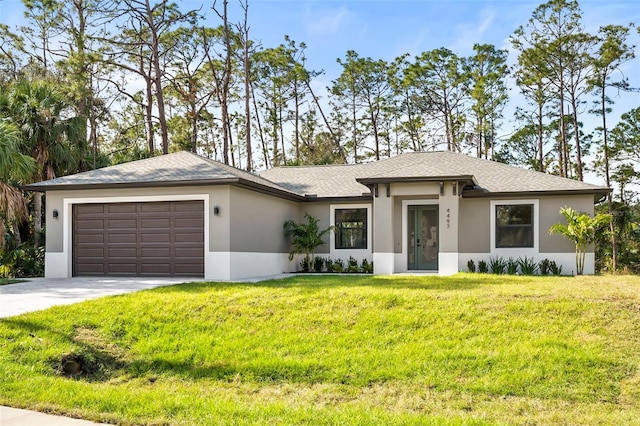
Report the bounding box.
[408,205,439,270]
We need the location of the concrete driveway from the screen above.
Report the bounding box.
[0,276,204,318]
[1,276,204,425]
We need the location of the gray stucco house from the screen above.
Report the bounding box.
[25,150,609,279]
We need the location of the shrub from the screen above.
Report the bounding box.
[329,258,345,273]
[0,244,45,278]
[538,259,551,276]
[325,258,334,272]
[360,258,373,273]
[518,257,538,275]
[506,257,518,275]
[347,256,360,273]
[467,259,476,273]
[549,260,563,276]
[313,256,325,272]
[478,260,488,273]
[489,256,506,274]
[299,258,310,272]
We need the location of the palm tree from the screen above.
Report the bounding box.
[0,120,36,249]
[549,207,611,275]
[2,78,84,245]
[283,213,333,271]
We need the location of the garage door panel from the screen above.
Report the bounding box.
[141,218,171,228]
[140,233,171,243]
[175,217,203,228]
[79,248,105,257]
[76,234,104,244]
[107,219,137,229]
[141,264,171,274]
[73,201,204,277]
[75,219,105,230]
[75,263,105,274]
[174,233,204,243]
[77,205,105,214]
[108,247,138,257]
[108,204,137,214]
[108,233,137,243]
[175,247,204,258]
[140,203,171,213]
[141,247,171,257]
[107,263,138,274]
[175,202,201,212]
[175,264,204,274]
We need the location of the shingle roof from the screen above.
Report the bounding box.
[359,151,608,195]
[261,151,609,198]
[259,163,372,198]
[24,151,302,199]
[25,150,609,200]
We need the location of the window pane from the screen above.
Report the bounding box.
[496,205,532,225]
[335,208,367,249]
[495,204,533,248]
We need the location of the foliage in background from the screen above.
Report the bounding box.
[0,244,44,278]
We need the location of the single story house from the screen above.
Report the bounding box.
[25,150,609,280]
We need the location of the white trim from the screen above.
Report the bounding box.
[44,252,68,278]
[401,199,439,273]
[373,252,394,275]
[229,252,293,280]
[330,203,372,261]
[438,252,459,276]
[53,194,210,278]
[490,199,540,257]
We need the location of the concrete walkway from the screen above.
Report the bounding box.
[0,406,106,425]
[0,275,209,425]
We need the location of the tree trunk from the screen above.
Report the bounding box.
[220,0,232,164]
[146,0,169,155]
[305,79,344,162]
[538,102,544,172]
[570,99,583,181]
[243,29,252,170]
[600,78,617,271]
[250,80,269,168]
[34,192,42,247]
[294,84,300,163]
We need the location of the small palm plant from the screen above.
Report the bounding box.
[549,207,611,275]
[284,213,333,272]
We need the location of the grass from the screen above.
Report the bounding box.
[1,274,640,425]
[0,278,24,285]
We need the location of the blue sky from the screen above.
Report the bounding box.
[216,1,639,162]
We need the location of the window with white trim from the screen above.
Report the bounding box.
[335,208,367,249]
[495,204,534,248]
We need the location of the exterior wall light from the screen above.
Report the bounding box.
[213,206,220,215]
[53,209,59,218]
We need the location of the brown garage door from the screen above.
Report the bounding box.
[73,201,204,277]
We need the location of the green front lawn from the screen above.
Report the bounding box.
[1,274,639,425]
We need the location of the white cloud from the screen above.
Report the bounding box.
[304,5,352,36]
[449,8,496,54]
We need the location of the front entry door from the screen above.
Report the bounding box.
[408,205,439,270]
